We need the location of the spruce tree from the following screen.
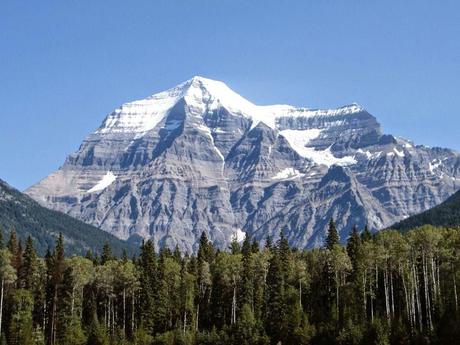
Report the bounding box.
[9,289,34,345]
[20,236,37,290]
[251,238,260,253]
[86,314,108,345]
[138,240,156,334]
[230,235,241,255]
[361,225,372,242]
[265,246,286,343]
[197,232,214,263]
[239,235,253,309]
[46,233,66,345]
[346,225,362,271]
[100,242,113,265]
[152,249,170,334]
[265,236,272,250]
[325,219,339,250]
[7,228,21,272]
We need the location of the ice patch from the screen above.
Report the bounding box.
[196,123,225,171]
[272,168,305,180]
[280,129,357,167]
[87,171,117,193]
[429,160,442,174]
[231,229,246,243]
[393,148,405,157]
[356,149,382,160]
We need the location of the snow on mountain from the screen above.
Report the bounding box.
[95,76,364,136]
[272,168,305,180]
[280,129,357,166]
[26,76,460,253]
[87,171,117,193]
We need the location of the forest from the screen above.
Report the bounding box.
[0,222,459,345]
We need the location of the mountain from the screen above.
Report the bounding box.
[0,179,138,256]
[26,76,460,252]
[392,189,460,232]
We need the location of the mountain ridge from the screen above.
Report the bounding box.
[392,188,460,232]
[26,77,460,252]
[0,178,138,256]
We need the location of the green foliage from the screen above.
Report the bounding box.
[62,316,86,345]
[0,218,459,345]
[86,314,108,345]
[326,218,340,250]
[9,289,34,345]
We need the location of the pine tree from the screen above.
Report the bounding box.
[361,225,372,242]
[326,219,339,250]
[265,246,286,343]
[8,228,21,272]
[100,242,113,265]
[138,240,156,334]
[230,235,241,255]
[265,236,272,250]
[152,249,170,334]
[9,289,34,345]
[197,232,214,263]
[251,238,260,253]
[62,316,86,345]
[196,233,213,331]
[239,235,253,308]
[46,233,66,345]
[86,314,108,345]
[20,236,38,290]
[346,225,362,271]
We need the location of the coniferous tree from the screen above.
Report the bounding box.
[251,238,260,254]
[326,219,339,250]
[347,225,362,271]
[100,242,113,265]
[138,240,156,334]
[239,234,253,309]
[265,244,286,343]
[361,224,372,242]
[8,228,21,273]
[20,236,38,290]
[46,233,65,345]
[230,236,241,255]
[9,289,34,345]
[86,314,108,345]
[152,249,170,334]
[197,232,214,263]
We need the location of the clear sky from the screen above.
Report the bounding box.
[1,1,459,190]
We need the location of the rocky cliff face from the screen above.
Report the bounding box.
[26,77,460,252]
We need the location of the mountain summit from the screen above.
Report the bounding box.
[26,77,460,252]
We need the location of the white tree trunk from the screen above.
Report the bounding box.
[123,288,126,335]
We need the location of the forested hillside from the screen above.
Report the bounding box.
[0,222,458,345]
[0,179,137,256]
[392,189,460,232]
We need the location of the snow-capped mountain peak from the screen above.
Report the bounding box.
[26,76,460,253]
[95,76,364,135]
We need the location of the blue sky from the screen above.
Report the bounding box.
[1,1,459,190]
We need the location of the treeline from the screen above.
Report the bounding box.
[0,222,459,345]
